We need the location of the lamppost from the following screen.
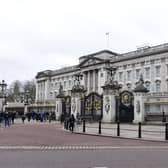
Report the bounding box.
[24,90,29,115]
[0,80,7,113]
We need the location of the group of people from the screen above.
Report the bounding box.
[0,111,16,127]
[61,113,75,132]
[21,111,56,123]
[0,110,76,133]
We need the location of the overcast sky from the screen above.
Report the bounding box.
[0,0,168,85]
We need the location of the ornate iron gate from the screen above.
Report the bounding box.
[116,91,134,122]
[83,92,103,121]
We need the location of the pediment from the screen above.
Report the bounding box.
[78,57,103,67]
[36,70,52,78]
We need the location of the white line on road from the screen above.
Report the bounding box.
[92,167,108,168]
[0,145,168,150]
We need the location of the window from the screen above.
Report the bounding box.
[156,105,161,113]
[64,81,66,89]
[145,105,151,113]
[127,70,132,81]
[119,72,123,82]
[156,66,161,78]
[145,67,150,79]
[156,80,161,92]
[135,69,141,80]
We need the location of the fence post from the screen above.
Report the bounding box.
[138,122,141,138]
[83,119,85,133]
[117,121,120,136]
[165,123,168,140]
[99,120,101,134]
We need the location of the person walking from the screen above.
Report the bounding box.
[69,114,75,133]
[21,115,26,124]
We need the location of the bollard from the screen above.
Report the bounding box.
[162,112,166,122]
[138,122,141,138]
[117,121,120,136]
[83,119,85,133]
[99,120,101,134]
[165,123,168,140]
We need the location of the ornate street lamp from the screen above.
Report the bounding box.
[0,80,7,113]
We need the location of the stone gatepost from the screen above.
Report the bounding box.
[133,75,149,123]
[55,83,65,120]
[102,65,122,123]
[102,89,117,122]
[71,71,86,119]
[55,98,62,120]
[71,93,84,118]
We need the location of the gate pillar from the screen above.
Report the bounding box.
[102,90,117,122]
[71,71,86,119]
[102,65,122,123]
[71,94,83,119]
[133,75,149,123]
[55,98,62,120]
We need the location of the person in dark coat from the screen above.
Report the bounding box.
[21,115,26,124]
[69,114,75,133]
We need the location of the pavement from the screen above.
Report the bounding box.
[74,122,167,142]
[0,119,168,142]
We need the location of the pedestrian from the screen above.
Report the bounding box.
[21,115,26,124]
[11,111,16,124]
[69,114,75,133]
[49,112,52,123]
[60,113,65,124]
[4,112,9,127]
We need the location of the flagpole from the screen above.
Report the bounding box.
[105,32,110,49]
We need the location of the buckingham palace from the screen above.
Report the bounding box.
[35,43,168,123]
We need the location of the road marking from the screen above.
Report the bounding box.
[0,146,168,150]
[92,167,108,168]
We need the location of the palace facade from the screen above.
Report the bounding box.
[35,43,168,122]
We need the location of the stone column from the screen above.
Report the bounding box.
[93,70,96,92]
[87,71,90,94]
[35,81,39,102]
[44,78,50,101]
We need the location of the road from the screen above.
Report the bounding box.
[0,148,168,168]
[0,121,168,168]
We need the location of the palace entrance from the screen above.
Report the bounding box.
[81,92,103,121]
[116,91,134,122]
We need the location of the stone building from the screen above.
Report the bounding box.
[35,43,168,122]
